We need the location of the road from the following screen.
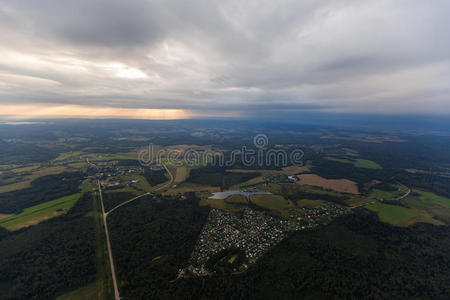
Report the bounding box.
[97,162,174,300]
[393,181,411,200]
[97,180,120,300]
[105,162,174,216]
[350,181,411,209]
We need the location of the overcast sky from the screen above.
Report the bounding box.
[0,0,449,119]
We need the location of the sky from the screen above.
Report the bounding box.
[0,0,449,119]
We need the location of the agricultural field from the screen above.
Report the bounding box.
[0,193,82,231]
[165,182,220,195]
[90,155,136,162]
[191,132,205,137]
[0,165,72,194]
[296,174,359,194]
[224,194,248,204]
[326,157,382,169]
[412,189,450,207]
[367,188,402,201]
[199,198,243,213]
[365,202,419,226]
[228,175,264,190]
[54,151,83,161]
[296,199,329,208]
[281,165,310,175]
[174,166,190,183]
[249,194,295,218]
[354,159,382,169]
[402,190,450,224]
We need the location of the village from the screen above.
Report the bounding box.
[180,202,348,277]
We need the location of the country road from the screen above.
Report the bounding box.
[97,162,173,300]
[349,181,411,209]
[106,162,174,216]
[97,180,120,300]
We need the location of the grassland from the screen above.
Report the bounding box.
[54,151,83,161]
[367,188,401,201]
[412,189,450,207]
[90,155,135,162]
[0,165,70,194]
[225,194,248,204]
[326,157,353,164]
[199,198,243,213]
[365,202,419,226]
[228,176,264,190]
[228,254,238,264]
[191,132,205,137]
[296,199,329,208]
[402,190,450,224]
[165,182,220,195]
[326,157,382,169]
[354,159,382,169]
[10,164,40,173]
[249,194,295,218]
[0,193,82,231]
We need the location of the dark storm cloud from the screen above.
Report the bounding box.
[0,0,449,117]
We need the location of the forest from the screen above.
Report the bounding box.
[0,193,97,300]
[105,194,449,299]
[0,172,84,214]
[107,193,210,299]
[188,166,260,189]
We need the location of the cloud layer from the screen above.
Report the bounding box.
[0,0,449,118]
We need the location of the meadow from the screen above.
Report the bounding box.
[0,193,81,231]
[365,202,419,226]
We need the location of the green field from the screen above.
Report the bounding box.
[200,198,243,213]
[326,157,382,169]
[368,188,400,201]
[250,194,294,217]
[326,157,353,164]
[228,254,238,264]
[412,189,450,207]
[0,193,82,231]
[0,165,70,194]
[191,132,205,137]
[402,190,450,224]
[297,199,329,208]
[225,194,248,204]
[353,159,382,169]
[365,202,419,225]
[54,151,83,161]
[90,155,135,162]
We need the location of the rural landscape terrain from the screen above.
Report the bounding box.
[0,119,449,299]
[1,1,450,299]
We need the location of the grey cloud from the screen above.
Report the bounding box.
[0,0,449,116]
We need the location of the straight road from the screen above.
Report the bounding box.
[97,162,173,299]
[97,180,120,300]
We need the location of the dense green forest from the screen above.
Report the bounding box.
[108,198,450,299]
[102,191,136,212]
[143,168,168,186]
[0,193,97,299]
[0,172,84,214]
[107,194,210,299]
[188,166,260,189]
